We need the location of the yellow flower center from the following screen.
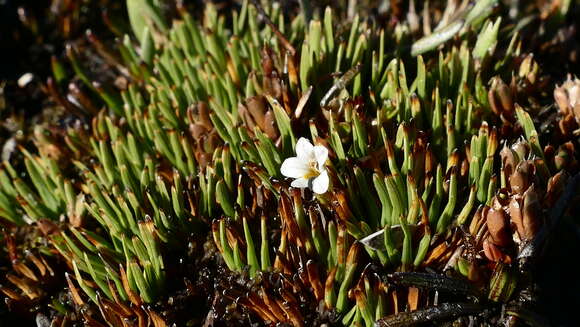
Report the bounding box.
[303,160,320,179]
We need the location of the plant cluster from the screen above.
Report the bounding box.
[1,0,580,326]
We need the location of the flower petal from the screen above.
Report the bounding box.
[313,145,328,168]
[312,170,329,194]
[295,137,314,160]
[291,178,309,189]
[281,157,310,178]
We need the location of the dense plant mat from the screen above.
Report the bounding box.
[1,0,580,326]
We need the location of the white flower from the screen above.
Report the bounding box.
[280,138,329,194]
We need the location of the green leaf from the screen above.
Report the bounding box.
[473,18,502,59]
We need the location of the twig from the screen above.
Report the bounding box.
[385,272,481,297]
[375,303,484,326]
[319,63,361,108]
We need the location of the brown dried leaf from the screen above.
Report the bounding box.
[407,287,419,311]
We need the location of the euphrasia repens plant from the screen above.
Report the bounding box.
[1,0,579,326]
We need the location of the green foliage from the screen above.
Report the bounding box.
[0,0,575,325]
